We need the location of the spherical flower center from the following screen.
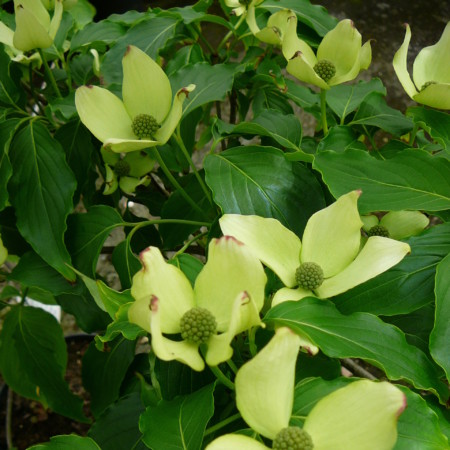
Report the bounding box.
[421,80,437,91]
[295,262,324,290]
[367,225,390,238]
[113,159,131,177]
[131,114,160,139]
[272,426,314,450]
[180,307,217,344]
[313,59,336,83]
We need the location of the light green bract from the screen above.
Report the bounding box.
[393,23,450,110]
[100,148,154,195]
[282,16,371,89]
[246,8,293,46]
[206,327,406,450]
[219,191,411,306]
[75,45,195,153]
[361,210,429,240]
[128,236,267,371]
[0,0,62,60]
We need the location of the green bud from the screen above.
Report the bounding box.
[313,59,336,83]
[421,80,437,91]
[273,426,314,450]
[367,225,390,238]
[295,262,324,290]
[113,159,131,177]
[180,307,217,344]
[131,114,160,139]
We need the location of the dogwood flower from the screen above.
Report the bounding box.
[393,23,450,109]
[282,15,371,89]
[6,0,63,52]
[224,0,263,17]
[206,327,406,450]
[128,236,266,371]
[100,148,154,195]
[361,211,429,240]
[246,8,292,46]
[219,191,410,306]
[75,45,195,153]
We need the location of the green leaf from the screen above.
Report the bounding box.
[82,337,136,418]
[264,298,449,403]
[409,107,450,154]
[155,358,215,401]
[0,118,21,211]
[350,92,414,136]
[67,205,123,277]
[140,383,215,449]
[317,125,364,153]
[70,20,125,50]
[8,121,76,280]
[261,0,338,36]
[169,253,203,288]
[170,62,242,117]
[165,44,205,77]
[228,109,307,158]
[102,16,179,84]
[67,0,96,29]
[313,149,450,212]
[334,223,450,315]
[0,45,21,108]
[95,303,144,348]
[112,240,141,290]
[430,253,450,381]
[56,285,111,334]
[88,392,146,450]
[28,435,101,450]
[205,146,325,237]
[292,378,450,449]
[9,251,76,296]
[284,79,320,109]
[326,79,386,121]
[0,307,87,421]
[54,120,95,202]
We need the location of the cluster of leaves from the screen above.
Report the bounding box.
[0,0,449,449]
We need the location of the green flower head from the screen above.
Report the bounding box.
[219,191,411,306]
[75,45,195,153]
[393,23,450,110]
[282,16,371,90]
[128,236,267,371]
[101,148,154,196]
[206,327,406,450]
[0,0,62,59]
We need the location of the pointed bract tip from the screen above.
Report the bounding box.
[240,291,250,304]
[397,394,407,417]
[150,295,159,311]
[217,235,244,245]
[125,45,133,56]
[355,189,363,197]
[291,51,302,59]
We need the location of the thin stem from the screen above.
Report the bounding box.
[193,23,216,55]
[409,123,419,147]
[362,125,377,151]
[151,147,206,216]
[341,358,378,380]
[320,89,329,135]
[209,365,235,390]
[37,48,62,98]
[173,231,208,257]
[226,359,238,375]
[217,14,246,53]
[248,327,258,357]
[6,388,13,449]
[173,128,212,204]
[204,413,242,436]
